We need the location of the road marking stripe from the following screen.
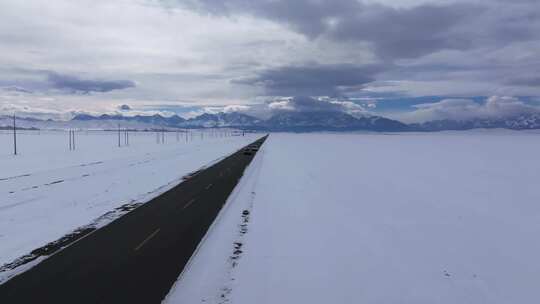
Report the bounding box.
[206,183,213,190]
[134,228,160,251]
[183,199,196,209]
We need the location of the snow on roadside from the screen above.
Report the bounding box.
[0,130,259,273]
[166,131,540,304]
[163,135,265,304]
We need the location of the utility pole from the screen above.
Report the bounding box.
[13,113,17,155]
[118,125,121,147]
[69,130,76,151]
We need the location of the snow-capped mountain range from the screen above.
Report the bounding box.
[2,111,540,132]
[410,113,540,131]
[257,111,408,131]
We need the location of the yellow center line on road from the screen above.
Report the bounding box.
[134,228,160,251]
[183,199,196,210]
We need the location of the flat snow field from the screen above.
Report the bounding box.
[166,131,540,304]
[0,130,259,267]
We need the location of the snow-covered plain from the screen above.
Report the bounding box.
[166,131,540,304]
[0,130,259,269]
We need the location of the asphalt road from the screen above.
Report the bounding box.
[0,135,267,304]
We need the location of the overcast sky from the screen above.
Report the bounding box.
[1,0,540,122]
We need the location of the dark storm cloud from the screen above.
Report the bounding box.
[173,0,481,59]
[233,64,386,96]
[46,72,136,94]
[118,104,132,110]
[326,3,477,59]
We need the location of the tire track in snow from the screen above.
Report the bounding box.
[217,145,265,304]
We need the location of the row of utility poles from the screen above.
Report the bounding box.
[136,128,238,145]
[8,114,243,155]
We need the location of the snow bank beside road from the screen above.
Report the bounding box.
[167,131,540,303]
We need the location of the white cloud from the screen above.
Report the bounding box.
[257,96,369,117]
[394,96,540,123]
[267,99,295,111]
[199,96,371,120]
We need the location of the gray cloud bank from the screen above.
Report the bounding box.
[166,0,540,99]
[174,0,535,60]
[47,72,136,94]
[233,64,386,96]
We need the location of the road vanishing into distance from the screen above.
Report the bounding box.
[0,135,267,303]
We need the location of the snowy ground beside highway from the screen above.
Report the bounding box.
[0,130,258,268]
[166,131,540,304]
